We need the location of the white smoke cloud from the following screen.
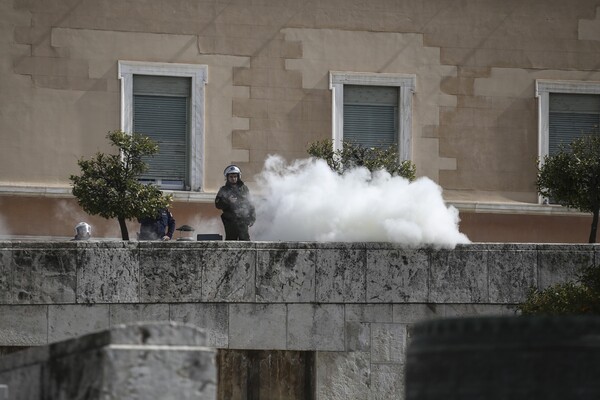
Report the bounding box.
[185,215,223,238]
[251,155,470,249]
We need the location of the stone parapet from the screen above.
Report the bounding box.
[0,241,596,400]
[2,241,596,307]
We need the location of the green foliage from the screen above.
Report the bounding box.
[537,134,600,243]
[307,139,416,181]
[70,130,172,240]
[517,264,600,315]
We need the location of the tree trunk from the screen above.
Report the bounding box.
[589,207,599,244]
[118,216,129,241]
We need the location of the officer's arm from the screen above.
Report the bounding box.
[166,212,176,239]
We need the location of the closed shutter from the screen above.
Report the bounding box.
[549,93,600,155]
[343,85,398,149]
[133,75,190,190]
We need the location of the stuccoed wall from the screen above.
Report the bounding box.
[0,241,597,399]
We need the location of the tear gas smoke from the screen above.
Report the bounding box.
[186,216,223,236]
[251,155,470,249]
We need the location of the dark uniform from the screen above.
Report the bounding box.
[138,208,176,240]
[215,179,255,240]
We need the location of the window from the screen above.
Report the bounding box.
[536,80,600,158]
[548,93,600,155]
[536,80,600,204]
[118,61,208,191]
[329,72,416,161]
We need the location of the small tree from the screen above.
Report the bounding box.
[307,139,416,180]
[517,264,600,315]
[537,134,600,243]
[70,130,172,240]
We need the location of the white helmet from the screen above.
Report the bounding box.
[74,222,91,239]
[224,165,241,177]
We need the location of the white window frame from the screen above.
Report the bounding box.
[118,61,208,192]
[536,79,600,204]
[329,71,416,161]
[536,79,600,160]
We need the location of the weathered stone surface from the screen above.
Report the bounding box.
[108,321,210,346]
[0,322,217,400]
[109,303,170,326]
[440,303,514,318]
[0,242,598,400]
[371,323,407,363]
[345,304,393,323]
[0,305,47,346]
[488,249,537,303]
[11,248,76,304]
[104,347,217,399]
[229,303,286,349]
[257,249,316,302]
[366,249,429,302]
[77,244,139,303]
[370,363,405,400]
[316,248,366,302]
[287,304,344,351]
[202,249,255,302]
[140,247,202,302]
[345,321,370,351]
[429,249,488,303]
[0,251,11,304]
[170,303,228,348]
[393,303,441,324]
[48,304,110,343]
[537,247,593,289]
[316,351,370,400]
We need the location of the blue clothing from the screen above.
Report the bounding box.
[138,208,175,240]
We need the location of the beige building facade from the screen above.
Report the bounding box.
[1,0,600,242]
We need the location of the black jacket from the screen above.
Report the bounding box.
[138,208,176,240]
[215,180,256,225]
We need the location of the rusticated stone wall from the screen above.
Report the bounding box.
[0,241,597,399]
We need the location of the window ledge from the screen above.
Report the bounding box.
[450,201,589,216]
[0,185,73,197]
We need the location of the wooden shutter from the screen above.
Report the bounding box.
[133,75,190,190]
[549,93,600,155]
[343,85,398,148]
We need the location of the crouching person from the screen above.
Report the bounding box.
[138,208,175,241]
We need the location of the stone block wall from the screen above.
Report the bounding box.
[0,241,597,399]
[0,322,217,400]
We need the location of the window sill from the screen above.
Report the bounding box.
[450,201,589,216]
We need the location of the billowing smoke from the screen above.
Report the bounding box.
[251,155,469,249]
[186,216,223,237]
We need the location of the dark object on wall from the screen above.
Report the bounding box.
[176,224,195,241]
[197,233,223,241]
[405,316,600,400]
[217,350,315,400]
